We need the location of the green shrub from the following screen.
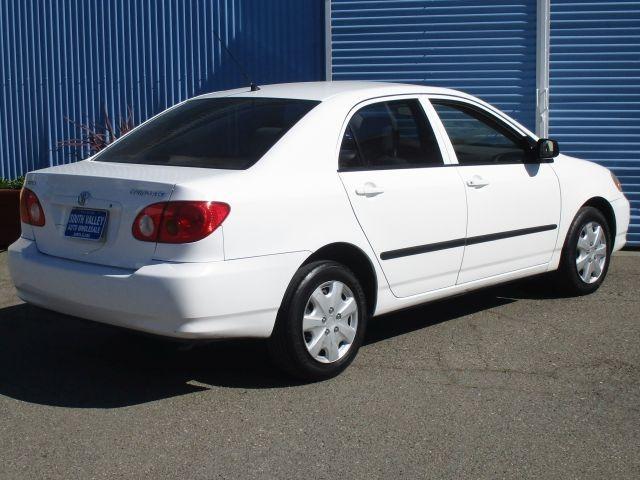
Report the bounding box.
[0,176,25,189]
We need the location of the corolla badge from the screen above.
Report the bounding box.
[129,189,167,198]
[77,191,91,206]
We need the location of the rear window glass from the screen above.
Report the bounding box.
[95,98,319,169]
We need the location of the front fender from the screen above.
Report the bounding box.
[548,155,629,269]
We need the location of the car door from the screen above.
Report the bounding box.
[430,99,561,284]
[338,96,467,298]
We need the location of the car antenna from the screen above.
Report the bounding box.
[212,29,260,92]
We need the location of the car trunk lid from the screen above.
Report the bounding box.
[27,160,227,269]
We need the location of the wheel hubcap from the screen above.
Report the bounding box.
[302,280,358,364]
[576,221,607,284]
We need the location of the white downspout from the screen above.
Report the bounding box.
[325,0,332,81]
[536,0,551,137]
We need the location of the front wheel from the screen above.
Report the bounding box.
[268,261,368,381]
[555,206,611,295]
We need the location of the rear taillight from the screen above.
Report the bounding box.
[19,188,46,226]
[132,201,230,243]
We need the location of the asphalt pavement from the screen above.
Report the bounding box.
[0,250,638,479]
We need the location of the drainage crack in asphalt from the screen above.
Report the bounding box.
[485,306,531,326]
[553,357,640,375]
[354,362,638,391]
[436,344,460,386]
[484,306,564,332]
[467,318,489,370]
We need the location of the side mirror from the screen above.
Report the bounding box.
[536,138,559,162]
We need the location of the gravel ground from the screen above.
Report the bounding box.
[0,250,638,479]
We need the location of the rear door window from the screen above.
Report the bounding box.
[96,98,319,169]
[339,99,444,170]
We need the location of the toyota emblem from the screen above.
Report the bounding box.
[77,191,91,206]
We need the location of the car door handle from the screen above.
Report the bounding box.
[466,176,490,189]
[355,182,384,197]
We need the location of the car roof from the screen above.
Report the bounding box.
[194,81,469,103]
[191,81,536,139]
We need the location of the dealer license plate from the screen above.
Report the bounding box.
[64,208,108,241]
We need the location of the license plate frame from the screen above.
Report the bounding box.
[64,208,109,241]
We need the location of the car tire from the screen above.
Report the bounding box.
[555,206,612,296]
[268,260,368,381]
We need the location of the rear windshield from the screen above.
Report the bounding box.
[95,97,319,169]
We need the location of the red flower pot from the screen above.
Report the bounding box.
[0,189,21,249]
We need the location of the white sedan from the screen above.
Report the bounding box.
[9,81,630,380]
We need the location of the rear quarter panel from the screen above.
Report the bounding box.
[173,99,381,266]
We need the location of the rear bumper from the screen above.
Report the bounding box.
[611,196,631,252]
[8,238,308,339]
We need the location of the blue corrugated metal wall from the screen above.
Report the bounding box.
[549,0,640,246]
[0,0,325,179]
[330,0,537,131]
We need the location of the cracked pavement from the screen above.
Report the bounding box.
[0,251,638,479]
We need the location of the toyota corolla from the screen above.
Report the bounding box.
[8,81,630,380]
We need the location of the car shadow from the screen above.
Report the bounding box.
[0,277,560,409]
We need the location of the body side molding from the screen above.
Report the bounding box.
[380,224,558,260]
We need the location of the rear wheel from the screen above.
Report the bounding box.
[268,261,368,381]
[555,206,611,295]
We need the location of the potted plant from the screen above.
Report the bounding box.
[0,108,135,250]
[0,176,24,249]
[59,106,135,156]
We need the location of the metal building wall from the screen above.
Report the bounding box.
[0,0,325,179]
[330,0,538,130]
[549,0,640,246]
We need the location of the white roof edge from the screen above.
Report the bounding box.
[190,81,471,102]
[179,81,534,138]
